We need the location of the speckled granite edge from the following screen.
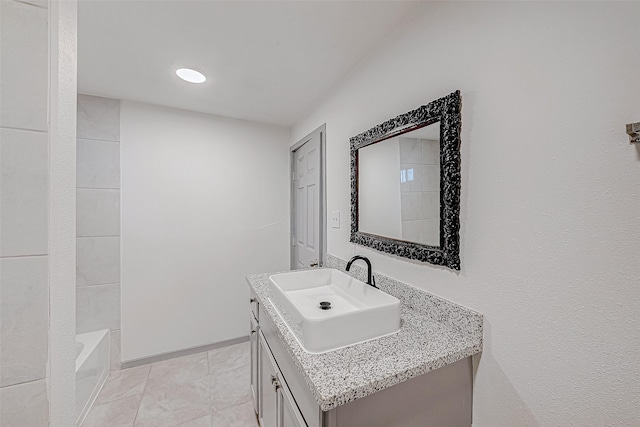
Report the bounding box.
[325,254,483,340]
[247,260,483,412]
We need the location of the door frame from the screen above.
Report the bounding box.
[290,124,327,269]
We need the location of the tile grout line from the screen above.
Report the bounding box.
[13,1,48,10]
[0,254,47,259]
[76,283,120,290]
[0,377,46,389]
[131,362,152,426]
[76,136,120,143]
[91,386,140,408]
[0,124,47,133]
[77,282,121,288]
[76,187,121,191]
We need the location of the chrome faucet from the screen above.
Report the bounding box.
[346,255,377,288]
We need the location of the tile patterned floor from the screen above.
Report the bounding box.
[83,342,258,427]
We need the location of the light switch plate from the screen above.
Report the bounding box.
[331,211,340,228]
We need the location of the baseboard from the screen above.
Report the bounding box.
[120,335,249,369]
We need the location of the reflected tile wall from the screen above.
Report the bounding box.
[399,137,440,246]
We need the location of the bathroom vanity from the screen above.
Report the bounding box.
[247,256,483,427]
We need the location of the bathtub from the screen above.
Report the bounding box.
[76,329,110,426]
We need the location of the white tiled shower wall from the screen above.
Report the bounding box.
[399,136,440,245]
[76,94,122,370]
[0,1,50,425]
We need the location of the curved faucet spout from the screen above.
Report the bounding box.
[346,255,377,288]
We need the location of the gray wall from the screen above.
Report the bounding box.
[76,94,122,370]
[0,0,50,425]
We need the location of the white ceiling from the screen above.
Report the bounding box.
[78,1,419,127]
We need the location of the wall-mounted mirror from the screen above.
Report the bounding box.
[350,91,461,270]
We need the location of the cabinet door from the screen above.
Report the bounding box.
[259,333,278,427]
[278,376,307,427]
[250,315,259,414]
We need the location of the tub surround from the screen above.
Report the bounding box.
[0,1,50,425]
[246,254,482,411]
[76,94,122,371]
[75,330,110,426]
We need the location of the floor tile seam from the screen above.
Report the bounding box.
[211,393,252,413]
[206,354,212,407]
[212,399,252,415]
[109,363,150,379]
[131,363,152,426]
[144,372,211,398]
[170,411,213,427]
[98,367,150,400]
[208,361,251,376]
[93,391,144,408]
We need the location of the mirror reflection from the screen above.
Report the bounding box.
[358,122,440,246]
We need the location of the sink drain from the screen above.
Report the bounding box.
[319,301,332,310]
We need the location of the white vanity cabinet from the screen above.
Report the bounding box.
[250,313,259,414]
[252,290,307,427]
[250,295,474,427]
[250,291,260,415]
[259,332,307,427]
[259,332,277,427]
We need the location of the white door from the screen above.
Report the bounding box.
[293,134,321,269]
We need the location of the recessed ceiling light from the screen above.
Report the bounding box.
[176,68,206,84]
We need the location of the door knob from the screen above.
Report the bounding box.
[309,260,318,267]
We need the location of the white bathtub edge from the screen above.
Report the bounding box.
[76,329,110,426]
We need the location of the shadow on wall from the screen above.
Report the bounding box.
[458,90,477,280]
[473,319,540,426]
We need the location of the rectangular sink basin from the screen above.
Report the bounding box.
[268,268,400,353]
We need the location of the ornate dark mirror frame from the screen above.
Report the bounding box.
[350,90,462,270]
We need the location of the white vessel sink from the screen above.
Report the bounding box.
[268,268,400,353]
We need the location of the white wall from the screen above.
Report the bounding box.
[292,2,640,425]
[120,101,290,362]
[358,137,402,238]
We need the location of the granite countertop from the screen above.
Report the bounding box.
[246,256,483,412]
